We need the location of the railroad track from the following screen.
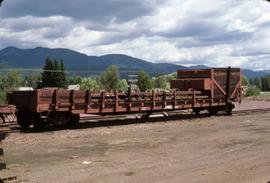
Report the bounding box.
[0,176,17,183]
[232,108,270,115]
[0,123,20,134]
[1,108,270,133]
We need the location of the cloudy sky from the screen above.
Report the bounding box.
[1,0,270,70]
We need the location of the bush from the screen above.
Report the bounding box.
[80,78,100,91]
[245,85,260,97]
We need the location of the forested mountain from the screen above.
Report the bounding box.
[0,47,268,77]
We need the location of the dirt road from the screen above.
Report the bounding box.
[1,112,270,183]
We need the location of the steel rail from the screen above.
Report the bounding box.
[2,107,270,133]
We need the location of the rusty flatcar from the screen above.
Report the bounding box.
[6,67,242,129]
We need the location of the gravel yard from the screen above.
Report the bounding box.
[1,107,270,182]
[235,98,270,111]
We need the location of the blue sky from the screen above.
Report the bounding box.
[1,0,270,70]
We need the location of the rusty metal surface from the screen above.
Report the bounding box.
[7,91,38,112]
[173,67,242,103]
[7,68,241,116]
[0,105,16,114]
[170,78,211,90]
[8,89,217,114]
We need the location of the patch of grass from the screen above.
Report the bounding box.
[246,92,270,101]
[245,86,260,97]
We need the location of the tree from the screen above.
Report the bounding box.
[0,0,3,6]
[167,72,177,80]
[5,70,22,90]
[248,78,254,86]
[0,70,21,92]
[41,57,67,88]
[154,75,168,90]
[266,76,270,91]
[68,76,82,85]
[137,70,152,91]
[41,57,54,87]
[242,75,249,86]
[98,65,120,90]
[59,59,67,88]
[22,73,40,89]
[0,91,5,104]
[0,70,22,103]
[80,77,100,91]
[253,77,261,89]
[261,77,266,91]
[0,75,5,90]
[117,79,129,92]
[261,76,270,91]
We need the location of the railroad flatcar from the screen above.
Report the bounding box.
[6,67,242,129]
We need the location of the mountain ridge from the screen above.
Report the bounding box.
[0,46,268,77]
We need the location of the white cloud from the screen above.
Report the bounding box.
[1,0,270,70]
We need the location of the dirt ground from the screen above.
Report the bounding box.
[235,98,270,111]
[1,108,270,183]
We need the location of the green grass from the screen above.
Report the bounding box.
[246,92,270,101]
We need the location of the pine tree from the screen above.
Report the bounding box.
[41,57,67,88]
[41,57,54,87]
[261,77,266,91]
[137,70,152,91]
[254,77,261,89]
[248,78,254,86]
[60,59,67,88]
[266,76,270,91]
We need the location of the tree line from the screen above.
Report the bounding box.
[2,57,270,103]
[241,75,270,97]
[68,66,175,92]
[0,57,176,103]
[248,76,270,91]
